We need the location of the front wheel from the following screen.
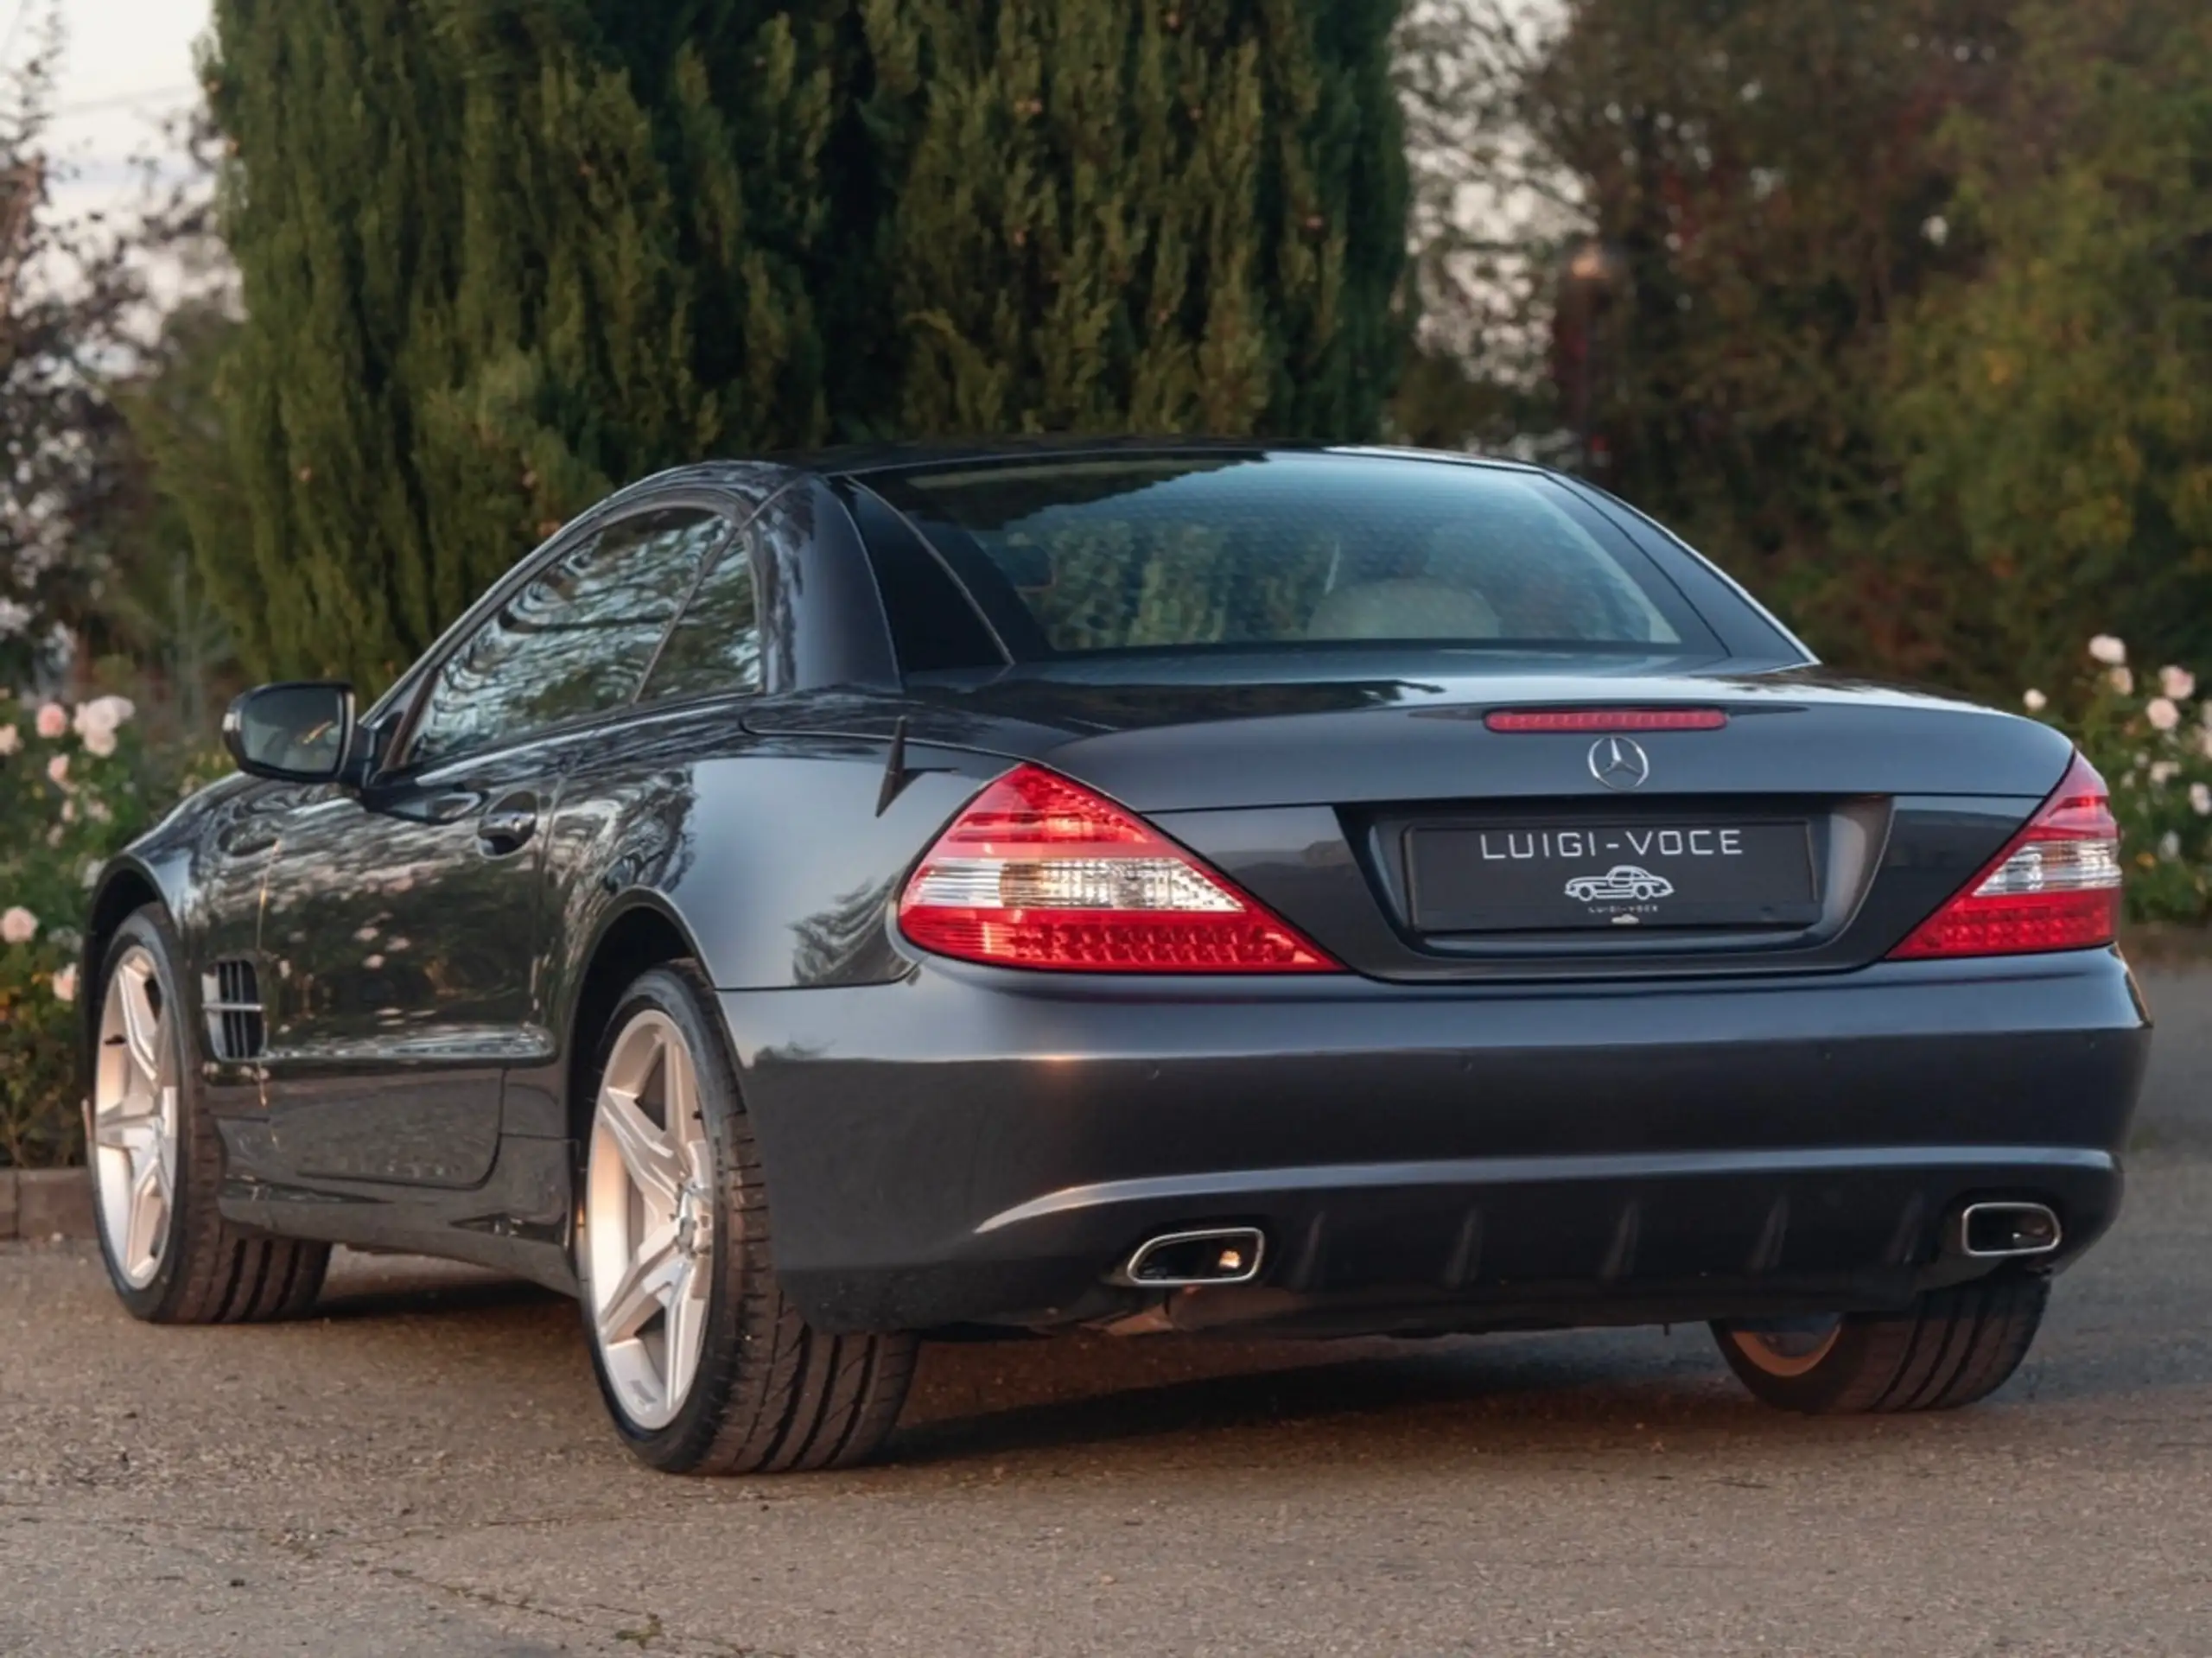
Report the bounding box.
[577,962,917,1474]
[1713,1272,2050,1414]
[90,909,329,1323]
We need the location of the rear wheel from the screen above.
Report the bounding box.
[577,963,917,1474]
[1713,1273,2050,1413]
[91,910,329,1323]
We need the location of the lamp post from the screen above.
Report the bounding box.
[1554,237,1628,480]
[0,159,43,359]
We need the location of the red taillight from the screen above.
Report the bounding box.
[1889,752,2122,960]
[1484,708,1729,733]
[898,765,1339,973]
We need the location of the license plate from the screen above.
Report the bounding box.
[1406,820,1818,932]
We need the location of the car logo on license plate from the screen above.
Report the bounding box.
[1565,865,1675,905]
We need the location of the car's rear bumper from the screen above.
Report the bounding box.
[719,948,2149,1335]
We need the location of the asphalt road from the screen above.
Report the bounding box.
[6,969,2212,1658]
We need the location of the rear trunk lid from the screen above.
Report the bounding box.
[752,664,2075,980]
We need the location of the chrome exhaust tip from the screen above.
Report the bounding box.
[1116,1227,1266,1288]
[1955,1201,2063,1260]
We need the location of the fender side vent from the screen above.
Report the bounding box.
[203,960,265,1061]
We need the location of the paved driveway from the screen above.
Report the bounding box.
[5,969,2210,1657]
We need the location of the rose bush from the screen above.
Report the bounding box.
[0,691,173,1166]
[2024,638,2212,924]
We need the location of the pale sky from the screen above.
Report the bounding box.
[19,0,211,225]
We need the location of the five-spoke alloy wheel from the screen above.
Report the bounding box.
[92,943,180,1288]
[90,909,329,1324]
[577,964,918,1474]
[1713,1273,2051,1413]
[584,1009,715,1431]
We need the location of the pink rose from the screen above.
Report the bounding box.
[34,702,66,739]
[46,753,68,786]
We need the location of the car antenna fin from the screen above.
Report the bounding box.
[875,716,913,817]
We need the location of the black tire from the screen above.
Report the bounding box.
[576,962,918,1475]
[92,909,330,1324]
[1713,1272,2050,1414]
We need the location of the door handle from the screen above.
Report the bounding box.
[423,791,486,826]
[476,804,539,855]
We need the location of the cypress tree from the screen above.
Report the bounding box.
[205,0,470,683]
[862,0,1406,438]
[185,1,1408,688]
[201,0,850,683]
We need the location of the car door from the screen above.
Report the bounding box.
[504,506,758,1135]
[255,505,727,1188]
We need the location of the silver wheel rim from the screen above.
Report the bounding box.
[584,1010,714,1432]
[1729,1316,1844,1378]
[92,946,179,1290]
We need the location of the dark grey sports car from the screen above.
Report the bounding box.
[80,442,2146,1473]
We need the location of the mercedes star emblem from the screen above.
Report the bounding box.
[1587,735,1652,791]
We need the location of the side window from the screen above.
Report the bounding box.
[640,533,763,702]
[408,509,728,768]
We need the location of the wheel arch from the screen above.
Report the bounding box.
[562,897,710,1144]
[79,860,175,1103]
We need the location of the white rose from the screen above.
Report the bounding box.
[2163,666,2196,701]
[79,858,104,888]
[46,753,68,785]
[50,964,76,1004]
[73,695,135,739]
[2148,696,2181,731]
[2192,782,2211,816]
[2089,635,2128,665]
[82,725,117,759]
[2022,689,2048,713]
[2160,830,2182,861]
[2110,667,2134,696]
[0,724,17,756]
[2151,759,2180,785]
[0,906,37,944]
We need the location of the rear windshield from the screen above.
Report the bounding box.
[867,452,1710,662]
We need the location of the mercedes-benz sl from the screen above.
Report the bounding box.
[79,443,2147,1473]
